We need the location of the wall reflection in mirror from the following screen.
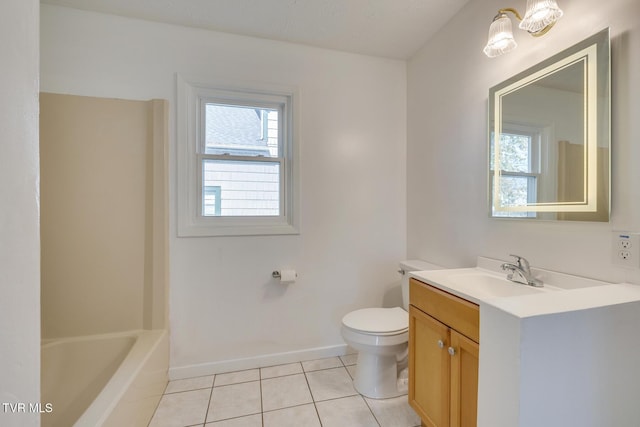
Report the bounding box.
[488,28,610,221]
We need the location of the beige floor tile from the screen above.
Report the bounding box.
[261,373,313,411]
[340,353,358,366]
[263,403,321,427]
[301,356,343,372]
[260,362,303,379]
[365,395,421,427]
[148,389,210,427]
[205,413,262,426]
[316,395,379,427]
[150,356,419,427]
[214,369,260,387]
[206,381,261,423]
[165,375,214,394]
[305,367,358,401]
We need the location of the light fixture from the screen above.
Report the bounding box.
[483,10,519,58]
[483,0,563,58]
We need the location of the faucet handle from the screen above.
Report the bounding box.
[508,254,530,271]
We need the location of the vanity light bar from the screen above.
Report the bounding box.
[484,0,563,58]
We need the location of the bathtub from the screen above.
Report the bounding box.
[41,329,168,427]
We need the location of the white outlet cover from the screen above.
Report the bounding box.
[612,231,640,268]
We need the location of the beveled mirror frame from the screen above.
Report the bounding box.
[488,28,610,221]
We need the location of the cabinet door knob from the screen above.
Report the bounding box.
[448,346,456,356]
[437,339,445,349]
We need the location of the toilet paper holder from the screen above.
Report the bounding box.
[272,270,297,279]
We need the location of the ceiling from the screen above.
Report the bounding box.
[41,0,469,59]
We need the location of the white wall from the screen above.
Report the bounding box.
[408,0,640,284]
[0,1,41,426]
[40,5,407,376]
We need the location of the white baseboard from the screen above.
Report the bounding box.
[168,344,350,380]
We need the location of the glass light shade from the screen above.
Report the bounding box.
[483,14,518,58]
[519,0,563,34]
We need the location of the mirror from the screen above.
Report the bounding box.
[488,28,610,221]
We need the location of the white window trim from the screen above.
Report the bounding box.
[177,75,300,237]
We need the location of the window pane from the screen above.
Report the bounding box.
[203,186,221,216]
[493,175,536,218]
[500,133,531,172]
[205,104,279,157]
[490,132,531,173]
[203,159,280,216]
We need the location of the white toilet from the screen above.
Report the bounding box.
[341,260,441,399]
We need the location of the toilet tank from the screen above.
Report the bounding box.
[399,260,443,311]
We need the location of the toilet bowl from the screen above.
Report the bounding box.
[341,260,441,399]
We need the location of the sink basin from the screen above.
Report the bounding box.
[412,268,562,303]
[474,256,613,291]
[444,271,555,299]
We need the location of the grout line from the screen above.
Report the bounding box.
[259,375,265,427]
[260,401,317,415]
[146,372,178,426]
[213,378,261,388]
[302,370,324,427]
[315,401,324,427]
[302,367,316,402]
[164,385,212,395]
[204,412,262,426]
[260,370,305,381]
[311,392,360,404]
[202,377,215,426]
[361,395,383,427]
[213,368,260,387]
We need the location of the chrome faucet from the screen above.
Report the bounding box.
[500,254,543,287]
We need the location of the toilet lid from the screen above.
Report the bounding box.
[342,307,408,334]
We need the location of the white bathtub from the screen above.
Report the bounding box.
[41,329,168,427]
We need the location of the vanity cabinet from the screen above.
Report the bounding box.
[408,278,479,427]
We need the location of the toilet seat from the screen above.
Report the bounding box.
[341,307,408,336]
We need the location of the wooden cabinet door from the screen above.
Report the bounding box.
[449,330,479,427]
[409,305,451,427]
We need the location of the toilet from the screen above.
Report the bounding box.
[341,260,442,399]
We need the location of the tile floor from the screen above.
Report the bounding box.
[149,354,421,427]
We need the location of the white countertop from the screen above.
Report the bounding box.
[409,257,640,318]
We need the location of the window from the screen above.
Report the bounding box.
[177,77,299,236]
[490,126,541,218]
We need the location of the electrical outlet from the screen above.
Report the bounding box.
[619,250,631,260]
[612,232,640,268]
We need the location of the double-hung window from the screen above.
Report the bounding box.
[178,77,299,236]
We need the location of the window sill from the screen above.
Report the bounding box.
[177,217,299,237]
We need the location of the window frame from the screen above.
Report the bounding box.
[177,76,299,237]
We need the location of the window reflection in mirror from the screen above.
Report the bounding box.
[490,128,539,218]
